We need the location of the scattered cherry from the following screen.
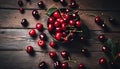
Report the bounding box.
[69,20,75,26]
[19,7,25,14]
[32,10,39,19]
[38,1,45,9]
[98,34,107,42]
[76,20,82,27]
[78,63,85,69]
[29,29,36,37]
[69,0,78,8]
[54,21,61,27]
[49,51,57,59]
[49,41,57,48]
[38,40,45,47]
[36,23,43,31]
[61,51,69,59]
[55,32,62,41]
[102,46,109,53]
[38,61,47,69]
[54,60,62,69]
[48,16,55,23]
[39,33,46,41]
[62,62,69,69]
[99,57,107,65]
[18,0,24,7]
[26,46,34,54]
[21,18,28,27]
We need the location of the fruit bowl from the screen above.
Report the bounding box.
[47,8,90,43]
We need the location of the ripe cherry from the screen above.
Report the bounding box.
[61,23,66,31]
[21,18,28,27]
[53,11,61,18]
[78,63,85,69]
[99,57,107,65]
[36,23,43,31]
[48,16,55,23]
[29,29,36,37]
[54,21,61,27]
[64,14,70,20]
[69,0,78,8]
[55,32,62,41]
[61,51,69,59]
[32,10,39,19]
[54,60,62,69]
[49,41,57,48]
[48,24,54,32]
[18,0,24,7]
[38,40,45,47]
[56,27,62,33]
[49,51,57,59]
[19,7,25,14]
[62,62,69,69]
[76,21,82,27]
[72,12,79,19]
[98,34,107,42]
[38,1,45,9]
[26,46,34,54]
[38,61,47,69]
[102,46,109,53]
[39,33,46,41]
[95,16,103,25]
[69,20,75,26]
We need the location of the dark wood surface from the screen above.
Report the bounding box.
[0,0,120,69]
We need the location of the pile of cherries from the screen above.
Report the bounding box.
[48,8,82,43]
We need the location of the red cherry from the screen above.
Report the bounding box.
[26,46,34,53]
[39,33,46,40]
[19,7,25,14]
[61,23,66,31]
[49,41,56,48]
[56,27,62,33]
[53,11,61,18]
[62,62,69,69]
[69,20,75,26]
[38,40,45,47]
[95,16,103,25]
[76,21,82,27]
[55,32,62,41]
[29,29,36,37]
[48,24,54,32]
[38,61,47,69]
[61,51,69,59]
[66,8,70,13]
[72,12,79,19]
[48,16,55,23]
[63,37,70,43]
[78,63,85,69]
[49,51,57,59]
[99,57,107,65]
[54,21,61,27]
[18,0,24,7]
[37,1,45,9]
[54,60,62,69]
[102,46,109,53]
[98,34,106,42]
[36,23,43,31]
[21,18,28,27]
[69,0,78,8]
[62,32,67,37]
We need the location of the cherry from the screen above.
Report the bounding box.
[36,23,43,31]
[38,61,47,69]
[19,7,25,14]
[72,12,79,19]
[18,0,24,7]
[54,60,62,69]
[99,57,107,65]
[69,20,75,26]
[39,33,46,41]
[95,16,103,25]
[76,21,82,27]
[63,37,70,43]
[102,46,109,53]
[62,62,69,69]
[55,32,62,41]
[21,18,28,27]
[64,14,70,21]
[61,51,69,59]
[32,10,39,19]
[56,27,62,33]
[48,24,54,32]
[38,40,45,47]
[62,32,67,37]
[26,46,34,53]
[78,63,85,69]
[49,51,57,59]
[38,1,45,9]
[65,8,70,13]
[53,11,61,18]
[48,16,55,23]
[98,34,106,42]
[54,21,61,27]
[29,29,36,37]
[49,41,57,48]
[81,48,88,55]
[69,0,78,8]
[61,23,66,31]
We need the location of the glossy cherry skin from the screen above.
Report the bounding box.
[55,32,62,41]
[49,41,56,48]
[26,46,34,53]
[72,12,79,19]
[38,61,47,69]
[32,10,39,19]
[62,62,69,69]
[18,0,24,7]
[49,51,57,59]
[38,40,45,47]
[99,57,107,65]
[69,20,75,26]
[48,16,55,23]
[95,16,101,23]
[53,11,61,18]
[76,21,82,27]
[39,33,46,41]
[56,27,62,33]
[19,7,25,14]
[36,23,43,31]
[29,29,36,37]
[38,1,45,9]
[54,21,61,27]
[78,63,85,69]
[102,46,109,53]
[48,24,54,32]
[98,34,106,42]
[54,60,62,69]
[61,51,69,59]
[21,18,28,27]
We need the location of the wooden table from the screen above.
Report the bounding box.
[0,0,120,69]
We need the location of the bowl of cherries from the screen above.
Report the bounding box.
[47,7,89,43]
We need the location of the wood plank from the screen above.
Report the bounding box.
[0,29,120,52]
[0,51,111,69]
[0,9,120,31]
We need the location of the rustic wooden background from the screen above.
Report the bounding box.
[0,0,120,69]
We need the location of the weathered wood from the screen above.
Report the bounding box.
[0,51,111,69]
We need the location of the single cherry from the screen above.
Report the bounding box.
[36,23,43,31]
[39,33,46,41]
[48,16,55,23]
[29,29,36,37]
[21,18,28,27]
[95,16,104,25]
[56,27,62,33]
[69,0,78,8]
[54,21,61,27]
[49,51,57,59]
[61,23,66,31]
[102,46,109,53]
[48,24,54,32]
[81,48,88,55]
[53,11,61,18]
[38,40,45,47]
[62,62,69,69]
[78,63,85,69]
[19,7,25,14]
[76,20,82,27]
[38,61,47,69]
[38,1,45,9]
[55,32,62,41]
[54,60,62,69]
[72,12,79,19]
[26,46,34,53]
[18,0,24,7]
[99,57,107,65]
[49,41,57,48]
[61,51,69,59]
[32,10,39,19]
[98,34,107,42]
[69,20,75,26]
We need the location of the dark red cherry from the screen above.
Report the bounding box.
[98,34,107,42]
[32,10,39,19]
[78,63,85,69]
[64,14,70,21]
[49,51,57,59]
[38,1,45,9]
[36,23,43,31]
[72,12,79,19]
[48,24,54,32]
[99,57,107,65]
[39,33,46,41]
[55,32,62,41]
[61,23,66,31]
[48,16,55,23]
[102,46,109,53]
[29,29,36,37]
[49,41,56,48]
[26,46,34,53]
[54,60,62,69]
[53,11,61,18]
[56,27,62,33]
[38,40,45,47]
[38,61,47,69]
[18,0,24,7]
[69,0,78,8]
[76,20,82,27]
[69,20,75,26]
[19,7,25,14]
[61,51,69,59]
[54,21,61,27]
[95,16,104,25]
[62,62,69,69]
[21,18,28,27]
